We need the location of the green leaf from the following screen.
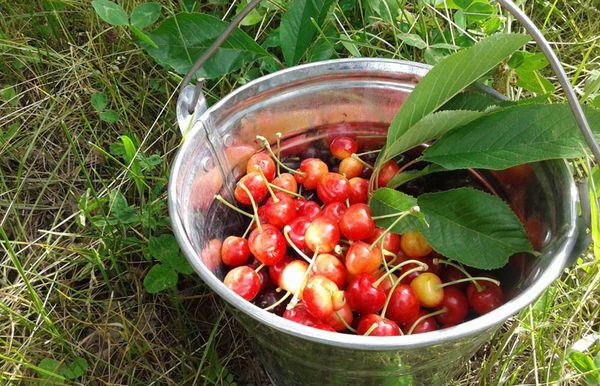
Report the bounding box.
[147,234,193,274]
[121,135,144,195]
[515,68,555,94]
[383,33,529,157]
[60,357,88,379]
[422,104,600,170]
[130,25,158,48]
[279,0,336,66]
[441,90,500,112]
[91,92,108,112]
[368,188,422,234]
[383,110,485,163]
[386,164,446,189]
[509,52,549,72]
[567,351,599,385]
[417,188,532,269]
[130,2,161,29]
[109,191,139,224]
[0,85,19,107]
[398,32,427,49]
[143,13,270,79]
[144,263,178,293]
[36,358,64,385]
[99,109,120,123]
[92,0,129,26]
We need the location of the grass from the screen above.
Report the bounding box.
[0,0,598,384]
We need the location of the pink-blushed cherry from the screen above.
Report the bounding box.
[246,153,276,181]
[436,287,469,326]
[348,177,369,204]
[377,160,400,187]
[248,224,286,265]
[401,231,433,258]
[386,284,420,326]
[324,301,353,331]
[234,172,268,205]
[221,236,251,267]
[310,253,346,288]
[345,241,382,276]
[366,227,402,256]
[339,157,364,179]
[357,314,401,336]
[283,303,319,327]
[339,204,376,241]
[373,270,398,293]
[317,172,350,204]
[305,216,340,253]
[247,258,270,291]
[330,136,358,159]
[345,273,386,314]
[224,266,261,300]
[322,202,347,223]
[399,256,441,284]
[405,309,438,334]
[296,158,328,189]
[302,275,345,321]
[312,323,336,332]
[410,272,444,308]
[286,216,311,251]
[467,281,504,315]
[264,192,297,229]
[297,200,321,220]
[272,173,298,195]
[278,259,309,294]
[268,255,293,285]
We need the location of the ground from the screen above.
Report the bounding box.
[0,0,599,385]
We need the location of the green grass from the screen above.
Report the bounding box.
[0,0,598,384]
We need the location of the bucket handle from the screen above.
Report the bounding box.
[179,0,600,161]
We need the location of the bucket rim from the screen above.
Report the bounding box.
[168,58,579,350]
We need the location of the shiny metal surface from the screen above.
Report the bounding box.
[168,59,585,384]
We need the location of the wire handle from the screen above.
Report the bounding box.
[179,0,600,160]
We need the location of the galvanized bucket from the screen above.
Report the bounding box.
[168,1,597,384]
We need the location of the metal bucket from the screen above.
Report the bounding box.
[168,58,590,384]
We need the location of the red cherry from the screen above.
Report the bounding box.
[436,287,469,326]
[246,153,276,181]
[322,202,347,223]
[339,157,363,179]
[247,258,270,291]
[234,172,268,205]
[312,323,336,332]
[345,241,382,276]
[466,281,504,315]
[317,173,350,204]
[357,314,401,336]
[302,275,345,321]
[223,266,261,300]
[305,216,340,253]
[348,177,369,204]
[268,255,294,285]
[297,200,321,220]
[286,216,311,251]
[297,158,328,189]
[255,289,287,315]
[386,284,420,325]
[329,136,358,159]
[220,236,251,267]
[264,192,297,229]
[373,270,397,293]
[401,231,433,258]
[405,309,438,334]
[377,160,400,187]
[272,173,298,195]
[283,303,319,327]
[278,259,308,294]
[310,253,346,288]
[324,301,353,331]
[345,273,386,314]
[441,266,467,289]
[366,227,402,256]
[339,204,376,241]
[248,224,286,265]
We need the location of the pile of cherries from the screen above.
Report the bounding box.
[216,135,504,336]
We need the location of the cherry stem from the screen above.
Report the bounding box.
[369,210,413,251]
[214,194,253,218]
[287,247,319,310]
[254,165,279,202]
[437,276,500,289]
[282,226,312,263]
[355,149,381,157]
[238,183,262,232]
[276,132,282,176]
[363,322,378,336]
[381,264,427,319]
[256,135,304,176]
[406,308,447,335]
[263,291,292,312]
[254,263,265,273]
[350,153,373,170]
[433,258,482,291]
[270,183,303,198]
[242,218,254,238]
[335,311,357,333]
[373,259,427,287]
